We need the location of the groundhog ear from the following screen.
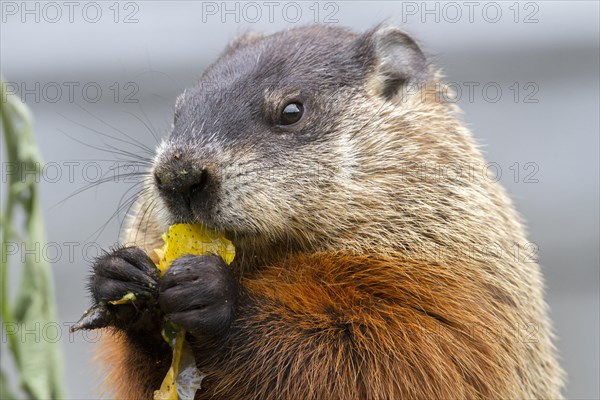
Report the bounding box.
[362,26,427,100]
[225,31,264,53]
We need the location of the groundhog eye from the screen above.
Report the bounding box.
[279,102,304,125]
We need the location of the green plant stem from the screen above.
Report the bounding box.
[1,76,67,399]
[1,76,22,368]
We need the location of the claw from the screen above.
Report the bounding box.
[70,304,112,332]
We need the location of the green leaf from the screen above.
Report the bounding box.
[1,77,67,399]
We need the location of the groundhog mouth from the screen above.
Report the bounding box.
[167,209,256,242]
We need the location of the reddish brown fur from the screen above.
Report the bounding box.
[97,330,166,399]
[199,252,521,399]
[98,252,550,399]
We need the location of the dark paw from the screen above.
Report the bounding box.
[159,254,237,337]
[87,246,161,331]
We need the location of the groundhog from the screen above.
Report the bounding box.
[84,25,565,399]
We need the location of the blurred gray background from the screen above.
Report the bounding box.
[1,1,598,398]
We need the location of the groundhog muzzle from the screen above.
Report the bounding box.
[84,25,564,399]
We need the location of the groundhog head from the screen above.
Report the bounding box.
[151,25,468,255]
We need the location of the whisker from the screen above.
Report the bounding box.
[50,171,147,210]
[73,104,156,154]
[57,128,153,165]
[135,195,159,245]
[84,181,146,242]
[125,107,162,145]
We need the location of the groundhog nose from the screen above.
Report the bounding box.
[154,166,209,202]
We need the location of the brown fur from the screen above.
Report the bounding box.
[96,25,564,399]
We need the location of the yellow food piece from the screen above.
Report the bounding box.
[153,224,235,400]
[155,223,236,274]
[108,292,136,305]
[153,329,186,400]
